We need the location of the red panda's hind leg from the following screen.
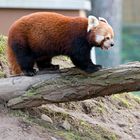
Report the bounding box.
[12,42,36,76]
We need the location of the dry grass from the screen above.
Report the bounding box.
[0,35,8,77]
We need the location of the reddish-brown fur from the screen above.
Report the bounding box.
[7,12,114,75]
[7,12,88,74]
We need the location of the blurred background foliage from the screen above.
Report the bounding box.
[122,26,140,63]
[122,27,140,96]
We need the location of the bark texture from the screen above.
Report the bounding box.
[0,62,140,109]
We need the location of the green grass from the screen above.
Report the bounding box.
[10,108,119,140]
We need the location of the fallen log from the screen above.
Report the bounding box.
[0,62,140,109]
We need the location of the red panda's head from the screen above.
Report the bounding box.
[87,16,114,50]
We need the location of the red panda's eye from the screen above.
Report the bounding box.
[106,37,110,40]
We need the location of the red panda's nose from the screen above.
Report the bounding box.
[110,42,114,47]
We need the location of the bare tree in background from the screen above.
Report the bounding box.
[89,0,122,67]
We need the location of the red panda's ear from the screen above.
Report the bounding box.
[99,17,108,24]
[87,16,99,32]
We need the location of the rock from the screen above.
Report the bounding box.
[60,120,71,130]
[41,114,53,124]
[51,137,58,140]
[117,122,127,127]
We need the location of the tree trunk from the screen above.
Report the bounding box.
[0,62,140,109]
[89,0,122,67]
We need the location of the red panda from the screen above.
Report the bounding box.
[7,12,114,76]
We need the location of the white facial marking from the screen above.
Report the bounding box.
[102,38,114,50]
[104,40,110,47]
[96,35,104,43]
[106,34,111,38]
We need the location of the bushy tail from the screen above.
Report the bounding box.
[6,44,22,75]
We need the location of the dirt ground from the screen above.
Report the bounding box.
[0,105,54,140]
[0,93,139,140]
[52,94,140,140]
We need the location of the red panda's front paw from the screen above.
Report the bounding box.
[95,64,102,69]
[23,69,37,76]
[85,64,102,73]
